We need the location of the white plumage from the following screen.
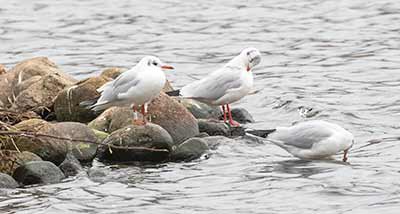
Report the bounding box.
[180,47,261,126]
[267,120,354,161]
[88,55,173,124]
[91,56,170,111]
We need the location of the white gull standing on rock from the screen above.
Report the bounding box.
[247,120,354,162]
[179,47,261,126]
[82,56,174,125]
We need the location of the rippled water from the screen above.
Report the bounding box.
[1,0,400,213]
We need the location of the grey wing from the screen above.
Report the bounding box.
[181,66,242,100]
[96,68,140,104]
[272,123,333,149]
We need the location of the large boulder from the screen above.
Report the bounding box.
[0,150,42,175]
[148,92,199,144]
[1,119,68,165]
[0,173,19,188]
[52,122,98,162]
[0,57,76,115]
[13,161,65,185]
[170,137,209,162]
[97,124,173,162]
[54,77,106,123]
[53,68,123,123]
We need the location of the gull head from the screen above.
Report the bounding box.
[139,56,174,70]
[240,47,261,72]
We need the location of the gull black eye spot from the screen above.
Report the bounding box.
[153,61,158,66]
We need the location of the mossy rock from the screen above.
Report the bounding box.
[1,119,68,165]
[97,123,173,162]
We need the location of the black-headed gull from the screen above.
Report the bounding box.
[180,47,261,126]
[85,56,173,124]
[247,120,354,162]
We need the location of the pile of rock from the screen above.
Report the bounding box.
[0,57,255,189]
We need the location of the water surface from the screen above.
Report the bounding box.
[1,0,400,213]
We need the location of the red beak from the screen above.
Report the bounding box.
[161,65,174,70]
[246,65,251,72]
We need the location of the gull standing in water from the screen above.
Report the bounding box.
[83,56,174,125]
[180,47,261,126]
[247,120,354,162]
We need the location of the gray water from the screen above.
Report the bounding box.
[1,0,400,213]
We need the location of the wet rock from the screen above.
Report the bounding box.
[13,161,65,185]
[0,57,77,114]
[177,98,221,119]
[148,92,199,144]
[201,136,237,150]
[52,122,98,162]
[0,173,19,188]
[230,126,246,137]
[198,119,230,136]
[197,119,246,137]
[219,107,255,124]
[97,124,173,162]
[54,76,110,123]
[170,138,209,161]
[2,119,68,165]
[0,150,42,175]
[59,153,83,177]
[88,106,134,133]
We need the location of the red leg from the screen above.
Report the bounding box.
[227,104,240,127]
[221,105,227,123]
[132,105,144,125]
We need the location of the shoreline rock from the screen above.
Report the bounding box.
[219,107,255,124]
[52,122,98,162]
[0,57,77,116]
[0,173,19,188]
[54,68,124,123]
[148,92,199,144]
[88,106,134,133]
[13,161,65,185]
[59,153,84,177]
[198,119,246,137]
[0,150,42,176]
[97,123,173,162]
[2,119,68,165]
[177,98,221,119]
[170,137,209,161]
